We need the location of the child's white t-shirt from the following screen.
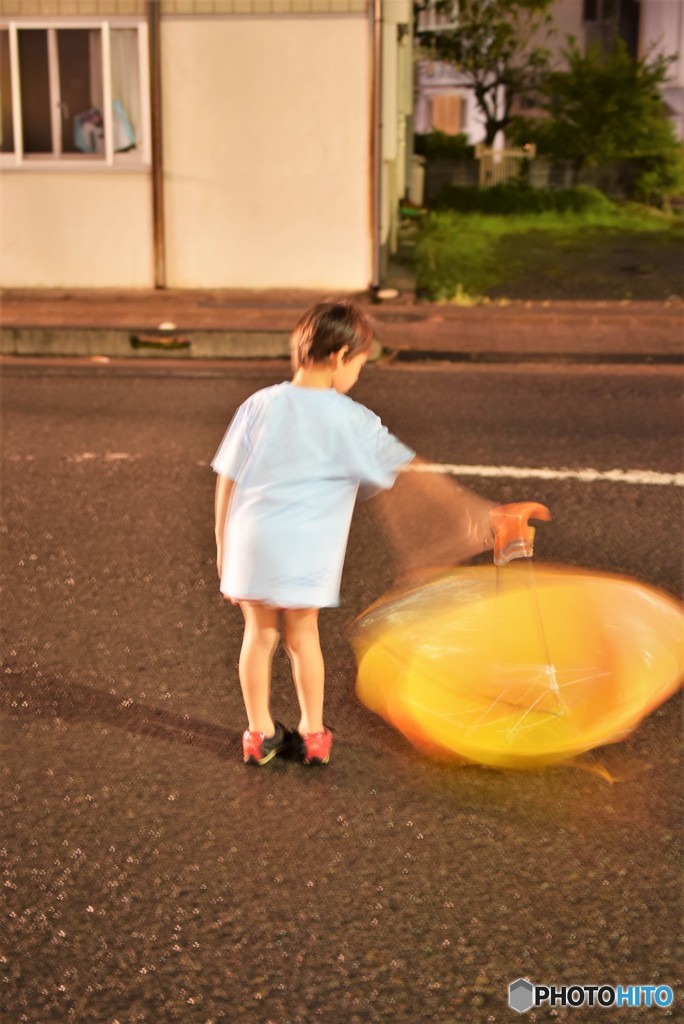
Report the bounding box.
[212,382,415,608]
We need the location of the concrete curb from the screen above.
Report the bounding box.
[2,324,681,364]
[0,327,292,360]
[1,293,682,362]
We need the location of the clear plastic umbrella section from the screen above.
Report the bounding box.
[353,503,683,769]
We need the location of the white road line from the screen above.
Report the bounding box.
[408,463,684,487]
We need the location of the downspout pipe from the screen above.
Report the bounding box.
[148,0,166,289]
[370,0,382,296]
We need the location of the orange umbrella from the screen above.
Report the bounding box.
[354,506,682,769]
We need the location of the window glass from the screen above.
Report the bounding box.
[583,0,598,21]
[0,29,13,152]
[4,22,146,164]
[59,28,104,156]
[19,29,51,153]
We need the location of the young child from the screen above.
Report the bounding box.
[212,300,415,766]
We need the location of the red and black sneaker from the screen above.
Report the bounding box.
[242,721,291,765]
[296,727,333,766]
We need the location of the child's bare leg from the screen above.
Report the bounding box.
[239,602,279,735]
[284,608,324,734]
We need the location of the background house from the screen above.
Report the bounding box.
[414,0,684,144]
[0,0,413,290]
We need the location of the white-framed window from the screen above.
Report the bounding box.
[0,18,150,168]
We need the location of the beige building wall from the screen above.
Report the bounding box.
[162,15,372,289]
[523,1,583,69]
[641,0,684,82]
[0,170,153,288]
[547,0,585,65]
[641,0,684,137]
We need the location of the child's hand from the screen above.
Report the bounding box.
[216,542,223,579]
[489,502,551,565]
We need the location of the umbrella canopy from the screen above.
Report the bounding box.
[353,566,682,769]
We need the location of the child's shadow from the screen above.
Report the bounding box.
[1,667,240,761]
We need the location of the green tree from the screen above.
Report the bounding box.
[516,38,684,202]
[415,0,554,146]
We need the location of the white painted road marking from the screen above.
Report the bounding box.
[409,463,684,488]
[56,454,682,487]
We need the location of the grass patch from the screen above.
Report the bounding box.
[414,206,684,302]
[432,184,617,216]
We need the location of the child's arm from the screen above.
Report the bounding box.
[375,460,550,581]
[373,457,496,582]
[214,474,235,579]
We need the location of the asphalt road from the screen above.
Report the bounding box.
[1,358,681,1024]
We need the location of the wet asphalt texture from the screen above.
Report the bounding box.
[1,359,681,1024]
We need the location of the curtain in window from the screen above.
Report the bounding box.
[111,28,139,151]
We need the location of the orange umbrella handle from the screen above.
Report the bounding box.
[489,502,552,566]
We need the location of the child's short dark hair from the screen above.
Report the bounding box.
[290,300,375,370]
